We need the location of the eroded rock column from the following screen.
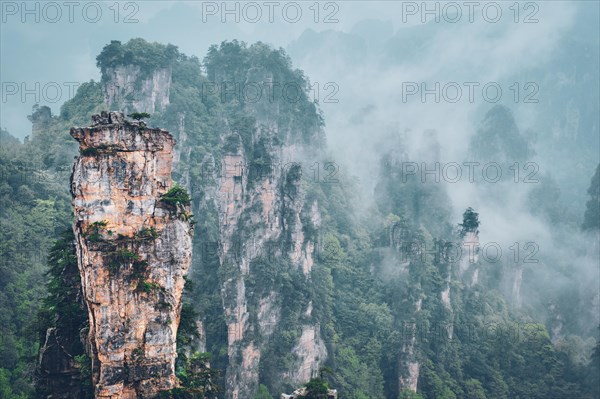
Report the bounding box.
[70,111,193,398]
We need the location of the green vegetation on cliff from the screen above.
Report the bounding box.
[0,38,597,399]
[96,39,180,78]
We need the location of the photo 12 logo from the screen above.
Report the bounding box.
[386,161,540,184]
[200,1,340,23]
[401,82,539,104]
[201,81,339,104]
[389,239,540,265]
[1,81,90,104]
[1,1,140,23]
[400,1,540,24]
[0,161,72,184]
[398,320,540,345]
[388,222,540,265]
[0,248,47,267]
[184,160,339,191]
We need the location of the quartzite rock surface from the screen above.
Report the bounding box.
[70,111,193,398]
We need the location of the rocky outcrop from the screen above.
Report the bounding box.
[104,66,171,114]
[28,105,53,135]
[386,221,422,394]
[213,134,324,398]
[459,231,480,281]
[398,297,421,394]
[70,111,193,398]
[37,328,91,399]
[97,47,327,397]
[286,324,327,384]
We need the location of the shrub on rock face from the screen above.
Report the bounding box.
[128,112,151,121]
[459,207,479,237]
[159,352,219,398]
[84,220,109,242]
[161,184,192,208]
[136,227,159,240]
[305,378,329,399]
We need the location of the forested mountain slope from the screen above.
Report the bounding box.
[0,39,598,399]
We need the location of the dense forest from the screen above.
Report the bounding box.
[0,39,598,399]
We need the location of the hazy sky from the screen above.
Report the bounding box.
[2,0,591,139]
[1,1,598,215]
[1,0,422,136]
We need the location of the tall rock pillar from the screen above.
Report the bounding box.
[70,111,193,398]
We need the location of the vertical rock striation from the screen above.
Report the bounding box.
[70,111,193,398]
[214,136,325,398]
[398,298,421,394]
[104,65,172,115]
[96,40,328,396]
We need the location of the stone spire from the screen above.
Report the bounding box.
[70,111,193,398]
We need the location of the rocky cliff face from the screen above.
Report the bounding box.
[459,231,480,287]
[214,135,325,399]
[98,46,327,396]
[104,66,172,114]
[398,297,421,393]
[70,111,193,398]
[387,221,422,394]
